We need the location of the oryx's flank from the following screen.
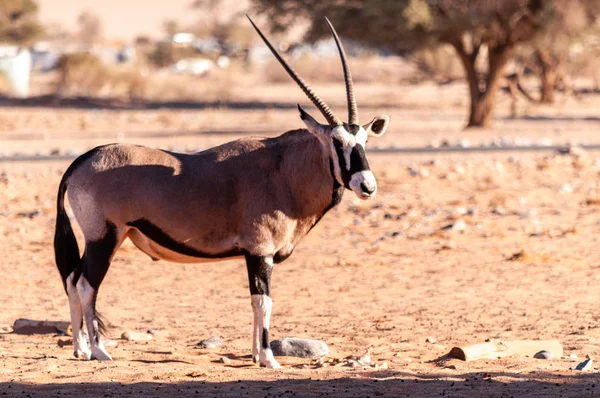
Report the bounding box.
[54,17,389,368]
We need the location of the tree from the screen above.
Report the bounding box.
[190,0,248,49]
[162,19,181,37]
[77,10,102,49]
[0,0,43,46]
[253,0,562,128]
[517,1,600,103]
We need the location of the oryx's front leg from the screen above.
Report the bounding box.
[244,252,280,369]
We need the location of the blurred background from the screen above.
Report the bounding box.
[0,0,597,157]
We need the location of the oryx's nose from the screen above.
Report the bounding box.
[360,182,376,195]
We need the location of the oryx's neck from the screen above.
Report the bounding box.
[274,129,344,219]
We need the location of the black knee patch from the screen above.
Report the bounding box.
[244,252,273,296]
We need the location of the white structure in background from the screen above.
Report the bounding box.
[173,58,215,75]
[0,46,31,97]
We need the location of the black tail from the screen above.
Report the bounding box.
[54,171,81,293]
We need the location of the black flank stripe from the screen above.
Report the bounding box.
[127,218,241,259]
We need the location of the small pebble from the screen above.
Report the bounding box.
[560,184,573,193]
[576,355,594,371]
[57,338,73,348]
[455,207,467,215]
[219,357,231,364]
[17,209,41,219]
[442,219,466,232]
[426,337,437,344]
[147,329,160,335]
[457,139,471,148]
[492,207,507,216]
[534,350,553,359]
[121,330,153,341]
[467,206,479,217]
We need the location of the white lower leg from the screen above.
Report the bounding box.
[77,276,112,361]
[252,306,260,363]
[251,294,280,369]
[67,273,91,360]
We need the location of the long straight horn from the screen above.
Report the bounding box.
[247,15,342,127]
[325,17,358,125]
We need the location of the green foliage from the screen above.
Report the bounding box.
[253,0,554,52]
[0,0,44,46]
[252,0,599,126]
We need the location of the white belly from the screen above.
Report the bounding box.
[127,229,242,264]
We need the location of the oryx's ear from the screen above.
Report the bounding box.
[298,104,329,136]
[363,115,390,137]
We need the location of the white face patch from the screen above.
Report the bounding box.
[349,170,377,200]
[331,125,369,170]
[329,125,371,190]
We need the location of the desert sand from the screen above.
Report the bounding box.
[1,81,600,397]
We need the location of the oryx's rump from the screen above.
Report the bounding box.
[66,129,339,263]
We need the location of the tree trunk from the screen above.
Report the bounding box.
[536,49,557,104]
[452,40,513,128]
[536,49,557,103]
[467,90,495,127]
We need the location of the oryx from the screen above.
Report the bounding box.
[54,17,389,368]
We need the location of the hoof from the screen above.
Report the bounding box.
[259,349,281,369]
[260,359,281,369]
[252,354,260,364]
[90,346,113,361]
[74,349,92,360]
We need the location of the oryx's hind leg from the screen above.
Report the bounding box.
[66,271,91,360]
[76,221,125,361]
[244,252,280,369]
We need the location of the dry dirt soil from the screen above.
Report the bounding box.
[1,83,600,397]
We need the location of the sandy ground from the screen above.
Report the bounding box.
[1,83,600,397]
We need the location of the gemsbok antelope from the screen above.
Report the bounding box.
[54,17,389,368]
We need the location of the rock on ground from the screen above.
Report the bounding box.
[121,331,153,341]
[270,338,329,358]
[197,336,223,349]
[534,350,553,359]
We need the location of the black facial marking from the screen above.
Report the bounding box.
[127,219,242,259]
[262,328,269,349]
[347,124,361,135]
[332,140,350,187]
[244,252,273,296]
[349,145,370,175]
